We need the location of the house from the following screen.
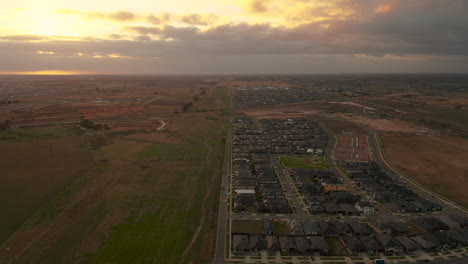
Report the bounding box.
[369,221,392,235]
[445,229,468,246]
[303,221,320,236]
[434,215,461,229]
[339,203,359,215]
[288,220,305,235]
[422,232,457,249]
[360,236,384,254]
[294,236,312,253]
[232,234,251,254]
[355,201,375,215]
[309,205,326,215]
[279,236,297,255]
[343,236,365,253]
[375,234,403,255]
[318,221,338,237]
[309,236,330,255]
[266,235,280,252]
[334,222,352,236]
[349,222,372,236]
[386,221,410,235]
[322,202,343,215]
[412,217,449,232]
[410,235,437,251]
[449,214,468,228]
[263,219,276,235]
[394,236,421,254]
[250,235,267,253]
[330,191,360,204]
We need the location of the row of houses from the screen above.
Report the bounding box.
[232,234,329,255]
[343,229,468,254]
[233,86,323,108]
[232,118,329,155]
[231,155,292,214]
[338,161,442,213]
[232,217,468,256]
[288,169,376,216]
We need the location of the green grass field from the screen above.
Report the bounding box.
[0,87,229,264]
[326,238,349,256]
[0,134,93,243]
[280,156,329,169]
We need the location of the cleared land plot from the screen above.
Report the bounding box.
[0,135,92,243]
[326,238,349,256]
[381,133,468,208]
[231,220,264,234]
[280,156,329,169]
[334,135,370,161]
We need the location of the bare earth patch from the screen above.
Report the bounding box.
[335,114,430,133]
[381,133,468,208]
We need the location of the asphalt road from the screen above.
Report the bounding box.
[213,124,232,264]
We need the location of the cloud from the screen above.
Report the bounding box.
[56,9,220,26]
[247,0,270,13]
[2,0,468,73]
[56,9,139,22]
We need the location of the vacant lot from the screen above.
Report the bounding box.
[231,220,264,234]
[0,135,92,243]
[381,133,468,208]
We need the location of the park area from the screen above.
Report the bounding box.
[280,156,329,169]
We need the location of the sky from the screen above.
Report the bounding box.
[1,0,468,74]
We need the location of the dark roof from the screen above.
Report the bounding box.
[232,235,251,251]
[250,235,267,250]
[263,219,276,234]
[318,221,337,236]
[412,217,449,231]
[279,236,296,251]
[410,235,436,249]
[349,222,372,235]
[394,236,421,251]
[309,236,329,251]
[360,237,384,252]
[343,236,365,252]
[375,234,402,249]
[386,221,410,234]
[334,222,351,234]
[303,221,320,234]
[294,236,311,253]
[266,235,280,251]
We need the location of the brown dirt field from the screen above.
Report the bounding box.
[334,114,430,133]
[334,135,371,161]
[0,137,93,243]
[329,101,376,111]
[381,133,468,208]
[9,103,145,127]
[318,118,368,135]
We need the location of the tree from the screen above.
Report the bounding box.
[0,120,11,131]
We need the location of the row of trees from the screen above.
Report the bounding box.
[0,99,19,105]
[0,120,11,131]
[79,117,109,130]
